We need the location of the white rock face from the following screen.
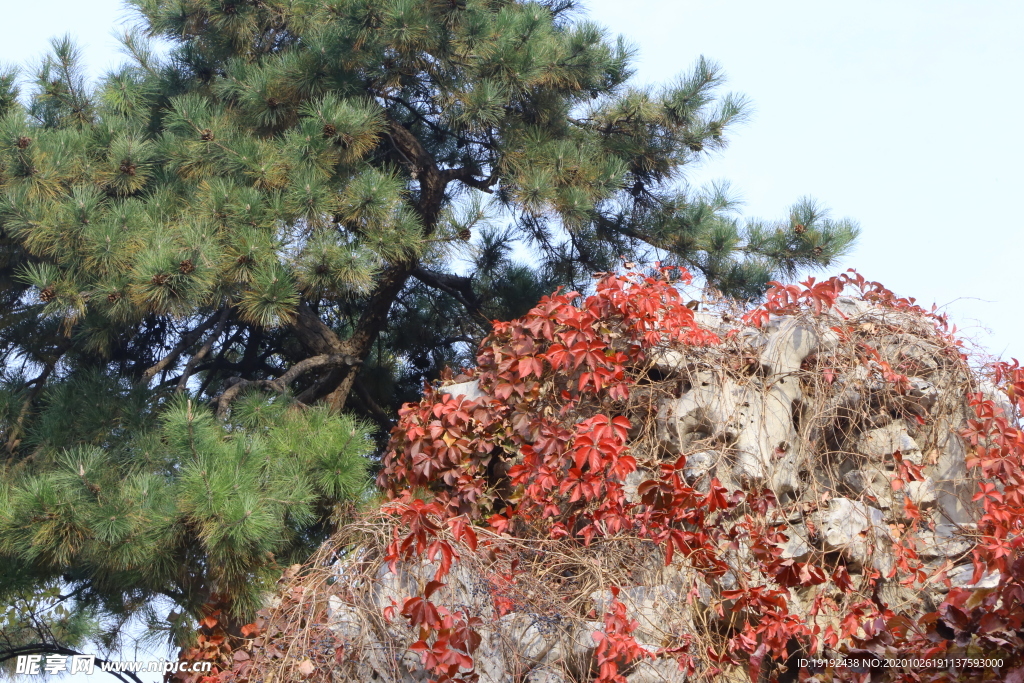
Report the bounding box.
[857,422,923,464]
[815,498,892,573]
[441,379,486,402]
[320,301,989,683]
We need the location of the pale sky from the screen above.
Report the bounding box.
[2,0,1022,366]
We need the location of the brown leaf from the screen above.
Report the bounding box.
[296,659,315,676]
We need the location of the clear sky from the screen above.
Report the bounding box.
[2,0,1022,362]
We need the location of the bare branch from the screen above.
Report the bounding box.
[411,266,484,318]
[440,166,498,193]
[212,353,361,417]
[175,306,232,393]
[4,361,59,455]
[141,310,224,382]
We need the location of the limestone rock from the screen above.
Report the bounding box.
[831,296,870,319]
[857,422,923,465]
[311,301,990,683]
[779,524,813,561]
[441,379,485,402]
[947,565,1001,589]
[626,657,687,683]
[815,498,892,573]
[915,524,972,559]
[905,477,937,508]
[843,469,896,509]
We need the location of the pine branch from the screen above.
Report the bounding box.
[440,166,498,193]
[4,359,59,455]
[175,305,232,393]
[141,311,225,382]
[411,266,485,320]
[384,94,494,152]
[351,377,393,433]
[212,352,361,417]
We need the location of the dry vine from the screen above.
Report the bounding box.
[182,269,1024,683]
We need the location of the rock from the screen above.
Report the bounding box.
[656,370,804,494]
[905,477,936,508]
[931,416,975,525]
[904,377,939,414]
[626,656,688,682]
[591,586,681,641]
[759,318,821,376]
[816,498,892,573]
[649,348,689,373]
[832,296,870,318]
[915,524,972,559]
[682,451,715,485]
[880,335,942,375]
[497,613,561,665]
[857,422,923,465]
[326,595,363,641]
[843,469,896,509]
[693,311,723,329]
[980,380,1015,418]
[779,524,813,561]
[311,301,990,683]
[623,468,649,504]
[947,564,1001,589]
[440,379,485,402]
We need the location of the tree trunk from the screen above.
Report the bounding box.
[287,117,450,413]
[324,262,415,412]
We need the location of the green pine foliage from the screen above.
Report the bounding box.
[1,378,371,646]
[0,0,858,654]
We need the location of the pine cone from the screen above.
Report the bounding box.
[266,97,279,108]
[812,246,823,256]
[457,228,472,241]
[200,129,215,142]
[179,259,196,274]
[315,264,330,275]
[16,136,31,149]
[322,123,337,139]
[107,292,122,303]
[119,159,137,176]
[151,273,169,286]
[793,224,806,234]
[237,254,253,265]
[39,286,56,302]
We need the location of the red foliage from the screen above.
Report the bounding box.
[180,268,1024,683]
[374,268,1024,682]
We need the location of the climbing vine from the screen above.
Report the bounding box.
[185,268,1024,683]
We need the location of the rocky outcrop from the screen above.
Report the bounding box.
[310,297,987,682]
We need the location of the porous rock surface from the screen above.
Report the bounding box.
[321,297,987,683]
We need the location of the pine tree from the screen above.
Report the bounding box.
[0,0,857,658]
